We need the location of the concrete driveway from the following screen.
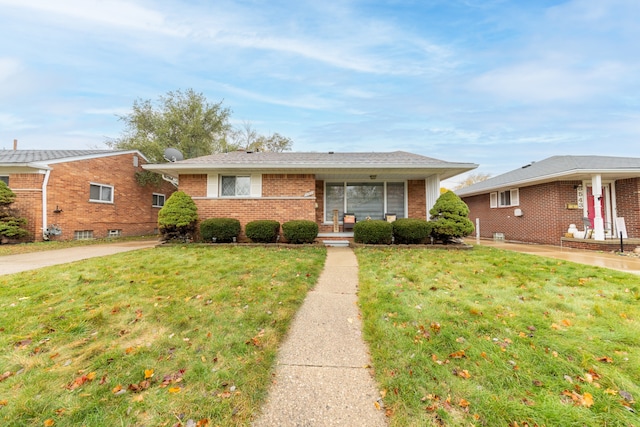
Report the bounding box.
[0,240,160,276]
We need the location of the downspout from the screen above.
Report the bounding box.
[42,169,51,240]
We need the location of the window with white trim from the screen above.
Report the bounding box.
[89,183,113,203]
[490,189,519,207]
[0,176,8,185]
[221,176,251,197]
[152,193,166,207]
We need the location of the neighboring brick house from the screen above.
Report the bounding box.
[456,156,640,249]
[144,150,477,240]
[0,150,175,242]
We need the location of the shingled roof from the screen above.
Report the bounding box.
[0,150,142,167]
[143,150,478,181]
[456,155,640,197]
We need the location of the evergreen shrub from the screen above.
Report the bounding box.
[429,191,474,243]
[353,220,393,245]
[245,220,280,243]
[282,220,318,244]
[158,191,198,242]
[392,218,433,244]
[200,218,241,243]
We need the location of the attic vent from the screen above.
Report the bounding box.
[328,151,334,154]
[521,161,535,169]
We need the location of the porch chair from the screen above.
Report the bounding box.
[343,213,356,232]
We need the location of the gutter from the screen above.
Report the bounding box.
[41,169,51,240]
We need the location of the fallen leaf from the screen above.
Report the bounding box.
[597,356,613,363]
[168,386,181,393]
[449,350,466,359]
[44,420,55,426]
[0,371,13,382]
[144,369,154,379]
[0,400,7,406]
[112,384,123,394]
[561,319,572,327]
[619,390,634,402]
[459,398,470,408]
[132,394,144,402]
[582,392,594,407]
[374,401,381,410]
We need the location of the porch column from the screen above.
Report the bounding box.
[425,175,440,220]
[591,174,605,240]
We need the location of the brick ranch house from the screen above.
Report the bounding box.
[143,150,478,240]
[0,149,175,242]
[456,155,640,250]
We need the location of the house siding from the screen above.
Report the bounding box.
[4,153,174,242]
[463,181,586,245]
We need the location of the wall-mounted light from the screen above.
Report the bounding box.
[53,205,63,213]
[370,175,377,180]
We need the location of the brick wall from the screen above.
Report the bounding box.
[6,153,175,242]
[408,180,426,219]
[463,181,586,245]
[615,178,639,238]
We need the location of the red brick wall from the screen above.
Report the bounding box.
[463,181,586,245]
[179,174,207,197]
[6,153,175,242]
[408,180,426,219]
[615,178,640,238]
[7,174,45,241]
[263,174,315,197]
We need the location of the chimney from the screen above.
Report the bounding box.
[13,139,17,150]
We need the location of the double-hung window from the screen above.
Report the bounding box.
[89,183,113,203]
[152,193,166,207]
[221,176,251,197]
[490,189,519,208]
[0,176,8,185]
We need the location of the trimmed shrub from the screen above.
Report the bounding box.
[429,191,474,243]
[200,218,241,243]
[353,220,393,245]
[245,220,280,243]
[282,220,318,244]
[158,191,198,242]
[392,218,433,244]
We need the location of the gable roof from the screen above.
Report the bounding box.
[0,150,145,169]
[456,155,640,197]
[143,150,478,181]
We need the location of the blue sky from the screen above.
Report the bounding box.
[1,0,639,185]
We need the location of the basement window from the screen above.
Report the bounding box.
[74,230,94,240]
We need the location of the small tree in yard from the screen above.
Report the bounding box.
[0,181,28,243]
[429,191,474,243]
[158,191,198,242]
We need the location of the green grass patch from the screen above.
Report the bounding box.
[0,245,326,426]
[356,246,640,427]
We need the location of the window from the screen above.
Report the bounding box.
[108,229,122,237]
[0,176,8,185]
[89,183,113,203]
[325,182,406,222]
[221,176,251,196]
[152,193,165,207]
[74,230,94,240]
[490,189,519,208]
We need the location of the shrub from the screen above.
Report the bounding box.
[245,220,280,243]
[392,218,433,244]
[157,191,198,242]
[282,220,318,244]
[200,218,241,243]
[429,191,474,243]
[0,181,28,242]
[353,220,393,245]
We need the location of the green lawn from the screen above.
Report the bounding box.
[356,246,640,427]
[0,245,326,426]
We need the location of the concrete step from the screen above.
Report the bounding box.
[322,240,350,247]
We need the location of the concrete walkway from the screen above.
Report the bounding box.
[253,247,386,427]
[0,240,160,276]
[471,239,640,275]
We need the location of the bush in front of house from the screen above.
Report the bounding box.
[200,218,241,243]
[0,181,29,243]
[158,191,198,242]
[245,220,281,243]
[353,220,393,245]
[429,191,474,243]
[392,218,433,244]
[282,220,318,244]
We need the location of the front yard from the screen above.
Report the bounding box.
[2,244,639,426]
[357,246,640,426]
[0,245,326,426]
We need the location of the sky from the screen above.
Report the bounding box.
[1,0,639,186]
